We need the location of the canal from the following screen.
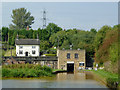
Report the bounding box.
[2,71,109,88]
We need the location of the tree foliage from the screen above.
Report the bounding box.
[9,8,34,30]
[94,25,119,65]
[2,22,119,69]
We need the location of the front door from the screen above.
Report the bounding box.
[25,52,28,56]
[67,61,74,72]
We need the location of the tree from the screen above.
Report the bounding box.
[94,25,111,51]
[2,27,8,42]
[49,30,66,47]
[46,23,62,37]
[11,31,17,45]
[9,8,34,30]
[40,40,50,50]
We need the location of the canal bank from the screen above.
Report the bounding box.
[2,71,109,88]
[87,70,118,89]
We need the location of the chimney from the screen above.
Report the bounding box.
[26,26,29,30]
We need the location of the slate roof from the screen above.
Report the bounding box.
[15,39,40,45]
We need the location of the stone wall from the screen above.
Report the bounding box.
[57,49,86,72]
[32,61,58,69]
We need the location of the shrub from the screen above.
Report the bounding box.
[106,77,118,89]
[2,68,11,77]
[43,65,52,73]
[2,64,53,78]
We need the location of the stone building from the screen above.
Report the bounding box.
[57,49,86,72]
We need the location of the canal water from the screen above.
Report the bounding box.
[2,71,109,88]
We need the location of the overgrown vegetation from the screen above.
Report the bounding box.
[92,70,118,89]
[94,25,119,74]
[2,64,53,78]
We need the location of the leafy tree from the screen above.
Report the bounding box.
[33,31,35,39]
[41,29,49,40]
[11,31,17,45]
[49,30,66,47]
[46,23,62,37]
[38,28,42,40]
[95,26,118,63]
[40,40,50,50]
[60,40,70,49]
[90,28,97,34]
[26,29,33,39]
[109,43,118,63]
[94,25,111,51]
[9,8,34,30]
[2,27,8,42]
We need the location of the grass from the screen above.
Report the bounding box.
[92,69,118,79]
[4,49,16,56]
[91,69,118,89]
[43,54,56,56]
[2,64,54,78]
[52,69,65,72]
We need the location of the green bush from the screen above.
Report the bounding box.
[2,64,53,78]
[2,68,11,77]
[43,65,52,73]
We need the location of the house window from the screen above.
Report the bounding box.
[19,46,23,49]
[32,46,36,48]
[19,50,23,54]
[79,62,84,66]
[32,50,36,54]
[67,53,70,59]
[75,53,78,59]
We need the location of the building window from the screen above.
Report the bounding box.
[75,53,78,59]
[79,62,84,66]
[19,50,23,54]
[67,53,70,59]
[32,46,36,48]
[32,50,36,54]
[19,46,23,49]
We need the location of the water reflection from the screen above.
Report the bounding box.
[56,72,86,81]
[2,71,109,88]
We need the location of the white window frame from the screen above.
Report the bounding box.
[32,46,36,48]
[79,62,84,66]
[19,50,23,54]
[19,46,23,49]
[32,50,36,54]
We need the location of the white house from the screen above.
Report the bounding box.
[15,38,40,57]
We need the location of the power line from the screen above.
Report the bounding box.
[42,9,47,29]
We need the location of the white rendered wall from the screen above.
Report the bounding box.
[16,45,40,56]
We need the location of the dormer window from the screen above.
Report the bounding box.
[19,46,23,49]
[32,46,36,48]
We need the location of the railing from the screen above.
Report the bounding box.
[2,56,58,61]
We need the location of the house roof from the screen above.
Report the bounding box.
[15,39,40,45]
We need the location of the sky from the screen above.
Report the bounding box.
[1,1,118,31]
